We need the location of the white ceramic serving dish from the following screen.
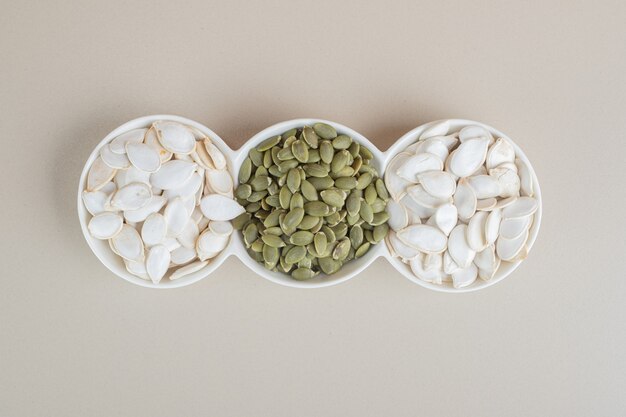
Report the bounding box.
[78,117,541,291]
[384,119,542,293]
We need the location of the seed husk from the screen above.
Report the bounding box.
[262,234,286,248]
[313,123,337,140]
[290,231,314,246]
[302,126,319,149]
[239,158,252,183]
[257,135,281,152]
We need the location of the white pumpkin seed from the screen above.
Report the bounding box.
[163,173,202,202]
[387,230,420,259]
[496,229,529,261]
[415,137,449,162]
[484,208,502,244]
[204,140,226,170]
[109,128,146,154]
[209,221,233,236]
[146,244,170,284]
[458,125,493,144]
[486,137,515,169]
[154,121,196,154]
[448,138,489,178]
[164,197,191,237]
[170,260,208,280]
[123,195,166,223]
[499,216,532,239]
[515,158,534,197]
[141,213,167,246]
[502,197,538,219]
[82,190,108,215]
[476,198,497,211]
[177,219,199,249]
[196,229,229,254]
[400,193,436,219]
[419,120,450,140]
[466,211,488,252]
[434,203,457,236]
[145,126,173,163]
[396,152,443,182]
[110,182,152,211]
[490,167,520,198]
[453,179,477,220]
[410,254,444,284]
[417,171,456,199]
[162,237,181,252]
[110,224,144,262]
[88,212,123,239]
[443,250,460,275]
[451,263,478,288]
[467,175,501,199]
[448,224,475,268]
[87,156,117,191]
[386,199,408,231]
[100,144,131,169]
[170,246,197,265]
[397,224,447,253]
[150,160,197,190]
[206,169,234,195]
[124,258,149,280]
[126,142,161,173]
[200,194,245,221]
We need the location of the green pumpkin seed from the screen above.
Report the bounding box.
[239,158,253,183]
[263,244,280,265]
[312,122,337,140]
[359,164,376,176]
[312,232,325,254]
[359,145,374,160]
[246,202,261,213]
[291,268,315,280]
[334,166,355,177]
[335,176,357,190]
[346,213,361,226]
[359,203,374,223]
[375,179,389,201]
[332,135,351,150]
[256,209,269,219]
[250,239,264,253]
[247,190,267,203]
[331,150,349,173]
[277,147,294,161]
[307,149,320,163]
[320,189,345,208]
[264,226,283,236]
[364,184,377,205]
[287,169,301,193]
[332,239,351,260]
[373,223,389,242]
[271,147,281,165]
[291,139,309,163]
[302,126,319,149]
[355,242,370,258]
[250,175,271,191]
[236,184,252,199]
[351,156,362,174]
[289,192,303,209]
[232,212,251,230]
[371,198,386,214]
[300,180,318,201]
[262,234,286,248]
[243,223,258,246]
[356,172,373,190]
[348,141,360,158]
[255,165,268,177]
[265,194,280,208]
[282,128,298,139]
[249,148,263,166]
[285,246,307,264]
[307,176,334,190]
[302,164,328,178]
[279,186,292,209]
[349,225,364,249]
[263,209,283,228]
[297,256,312,269]
[332,223,348,240]
[325,211,341,226]
[296,215,318,230]
[346,190,361,217]
[364,229,375,244]
[320,140,334,164]
[267,182,279,195]
[279,257,292,274]
[290,231,314,246]
[319,257,341,274]
[283,207,305,230]
[304,201,330,216]
[278,159,299,173]
[371,211,390,226]
[310,217,324,233]
[257,135,281,152]
[263,149,272,168]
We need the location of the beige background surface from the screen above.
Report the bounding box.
[1,0,625,416]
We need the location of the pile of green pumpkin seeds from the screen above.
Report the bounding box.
[232,123,390,280]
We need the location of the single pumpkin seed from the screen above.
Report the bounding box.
[304,201,330,216]
[257,135,281,152]
[359,145,374,160]
[320,189,345,208]
[300,180,318,201]
[263,209,283,228]
[359,203,374,223]
[292,139,309,163]
[279,185,292,209]
[350,224,364,249]
[268,165,282,177]
[371,198,386,213]
[267,182,279,195]
[290,231,314,246]
[250,239,264,253]
[271,147,281,165]
[263,244,280,265]
[320,140,334,164]
[332,135,351,150]
[356,172,373,190]
[332,223,348,240]
[371,211,390,226]
[289,192,303,209]
[313,123,337,140]
[310,217,324,233]
[335,177,357,190]
[351,156,362,175]
[319,257,342,274]
[248,190,267,203]
[246,202,261,213]
[302,164,328,178]
[302,126,319,149]
[264,226,283,236]
[375,179,389,201]
[249,148,263,166]
[314,232,328,255]
[277,147,294,161]
[262,234,286,248]
[307,149,321,163]
[346,190,361,217]
[334,166,355,177]
[348,141,360,158]
[308,176,334,190]
[285,245,307,264]
[255,165,268,177]
[364,229,375,244]
[291,267,315,280]
[232,212,251,230]
[331,150,350,174]
[250,175,271,191]
[265,194,280,207]
[283,207,305,229]
[287,169,301,193]
[355,242,370,258]
[373,223,389,243]
[283,128,298,139]
[298,215,319,230]
[297,256,313,269]
[364,184,377,205]
[263,149,273,168]
[236,184,252,199]
[332,239,351,260]
[243,223,258,246]
[278,159,299,173]
[239,158,252,183]
[346,213,361,226]
[326,211,341,226]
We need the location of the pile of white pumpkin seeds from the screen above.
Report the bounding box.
[233,123,390,280]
